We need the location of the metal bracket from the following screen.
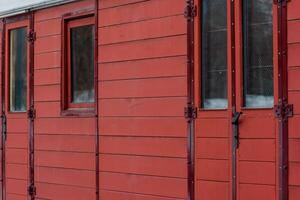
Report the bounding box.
[274,102,293,121]
[184,106,197,119]
[28,184,36,196]
[273,0,290,5]
[27,107,36,120]
[27,30,36,43]
[184,4,197,19]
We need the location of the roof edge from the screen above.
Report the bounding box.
[0,0,80,18]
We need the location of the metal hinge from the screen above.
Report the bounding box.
[27,107,36,120]
[273,0,290,5]
[27,30,36,43]
[28,185,36,196]
[184,4,197,19]
[274,102,293,121]
[1,114,7,141]
[184,105,197,119]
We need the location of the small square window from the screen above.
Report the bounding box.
[62,16,95,113]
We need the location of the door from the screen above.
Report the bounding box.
[3,18,31,200]
[194,0,278,200]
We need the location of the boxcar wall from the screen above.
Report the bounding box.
[0,0,299,200]
[0,0,188,200]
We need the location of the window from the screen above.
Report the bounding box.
[63,16,95,111]
[9,27,27,112]
[201,0,228,109]
[243,0,273,108]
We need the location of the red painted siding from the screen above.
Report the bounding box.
[288,1,300,200]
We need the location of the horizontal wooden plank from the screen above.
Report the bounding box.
[6,133,27,149]
[288,20,300,44]
[239,161,275,185]
[99,97,185,117]
[288,44,300,67]
[289,68,300,91]
[35,134,95,152]
[35,85,60,102]
[99,172,187,198]
[35,166,94,188]
[290,186,300,200]
[99,35,186,63]
[238,139,276,162]
[36,182,95,200]
[35,151,94,170]
[288,0,300,20]
[289,139,300,162]
[100,189,184,200]
[35,101,60,118]
[99,117,186,137]
[35,68,60,86]
[35,35,61,54]
[99,0,146,9]
[100,136,186,158]
[289,91,300,115]
[196,180,229,200]
[195,118,229,138]
[6,194,27,200]
[6,163,27,180]
[99,14,185,45]
[6,148,28,164]
[289,162,300,186]
[239,116,275,139]
[99,76,186,98]
[289,115,300,138]
[99,0,184,27]
[99,154,186,178]
[34,51,61,70]
[98,56,186,81]
[196,138,229,159]
[6,178,27,196]
[35,118,95,135]
[239,184,275,200]
[196,159,229,182]
[35,18,61,38]
[7,118,27,133]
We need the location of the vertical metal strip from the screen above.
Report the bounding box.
[230,0,237,200]
[186,0,195,200]
[277,1,289,200]
[94,0,100,199]
[1,18,6,200]
[28,11,36,200]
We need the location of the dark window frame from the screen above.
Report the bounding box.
[5,20,29,114]
[199,0,229,110]
[242,0,274,109]
[61,12,96,116]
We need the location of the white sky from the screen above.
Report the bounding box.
[0,0,54,13]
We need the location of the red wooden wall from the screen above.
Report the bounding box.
[32,0,188,199]
[34,0,96,199]
[97,0,187,199]
[287,1,300,200]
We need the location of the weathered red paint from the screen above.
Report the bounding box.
[0,0,298,200]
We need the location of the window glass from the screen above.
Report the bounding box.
[10,27,27,112]
[70,25,94,103]
[243,0,273,108]
[201,0,228,109]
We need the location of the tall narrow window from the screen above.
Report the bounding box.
[201,0,228,109]
[243,0,273,108]
[9,27,27,112]
[64,16,95,110]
